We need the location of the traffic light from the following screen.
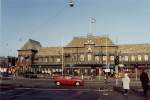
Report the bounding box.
[115,56,119,65]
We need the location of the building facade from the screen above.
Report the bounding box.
[17,36,150,77]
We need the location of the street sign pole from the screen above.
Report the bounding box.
[135,68,138,81]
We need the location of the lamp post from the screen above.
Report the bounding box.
[134,63,138,81]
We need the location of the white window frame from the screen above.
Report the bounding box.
[131,56,135,61]
[95,56,99,61]
[103,56,107,61]
[138,55,142,61]
[124,56,128,61]
[144,55,148,61]
[87,54,92,61]
[56,58,61,62]
[119,56,122,61]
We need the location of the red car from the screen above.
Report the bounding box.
[54,76,84,86]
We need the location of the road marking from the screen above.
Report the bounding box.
[16,87,113,92]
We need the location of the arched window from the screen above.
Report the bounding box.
[20,56,24,62]
[80,54,84,61]
[138,55,142,61]
[95,56,99,61]
[144,55,148,61]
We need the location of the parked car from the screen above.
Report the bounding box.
[54,76,84,86]
[0,72,9,80]
[23,72,37,78]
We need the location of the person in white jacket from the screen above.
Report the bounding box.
[122,73,130,95]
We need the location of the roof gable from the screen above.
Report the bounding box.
[66,35,114,47]
[20,39,42,50]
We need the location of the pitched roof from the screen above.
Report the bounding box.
[66,35,114,47]
[118,43,150,53]
[37,47,62,56]
[20,39,42,50]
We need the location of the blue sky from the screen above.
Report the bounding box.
[1,0,150,57]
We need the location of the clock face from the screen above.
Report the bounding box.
[88,46,92,51]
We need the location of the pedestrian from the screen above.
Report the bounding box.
[140,69,149,97]
[122,73,130,95]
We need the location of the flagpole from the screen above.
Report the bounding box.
[89,17,92,34]
[106,34,108,67]
[61,36,64,76]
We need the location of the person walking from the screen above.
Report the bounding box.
[140,69,149,97]
[122,73,130,95]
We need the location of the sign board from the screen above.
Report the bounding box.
[119,64,124,67]
[105,68,110,72]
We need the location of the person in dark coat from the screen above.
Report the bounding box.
[140,69,149,96]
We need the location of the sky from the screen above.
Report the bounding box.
[1,0,150,57]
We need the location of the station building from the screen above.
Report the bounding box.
[17,35,150,77]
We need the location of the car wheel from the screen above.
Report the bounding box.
[75,82,80,86]
[56,81,61,86]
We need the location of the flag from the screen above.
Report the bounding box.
[91,18,96,23]
[29,32,32,34]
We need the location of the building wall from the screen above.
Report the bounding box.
[17,36,150,77]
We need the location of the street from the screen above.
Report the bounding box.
[0,78,149,100]
[0,86,149,100]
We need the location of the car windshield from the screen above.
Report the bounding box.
[65,76,72,79]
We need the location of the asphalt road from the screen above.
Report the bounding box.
[0,77,142,88]
[0,87,149,100]
[0,78,149,100]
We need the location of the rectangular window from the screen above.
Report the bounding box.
[131,56,135,61]
[88,54,92,61]
[44,58,48,62]
[144,55,148,61]
[39,58,42,62]
[119,56,122,61]
[49,57,52,62]
[103,56,107,61]
[56,58,61,62]
[124,56,128,61]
